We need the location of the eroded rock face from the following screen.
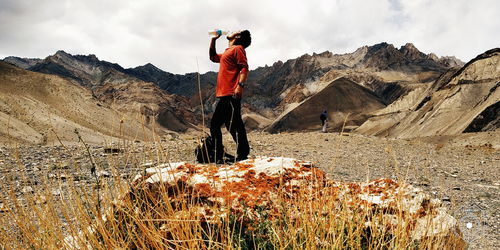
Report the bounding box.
[106,157,465,248]
[356,48,500,138]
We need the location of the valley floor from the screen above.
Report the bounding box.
[0,131,498,249]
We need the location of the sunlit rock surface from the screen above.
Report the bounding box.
[106,157,465,247]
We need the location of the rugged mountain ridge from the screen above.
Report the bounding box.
[3,56,42,69]
[0,61,156,144]
[3,52,198,134]
[19,50,129,88]
[4,43,463,112]
[240,43,463,116]
[355,48,500,138]
[3,43,466,136]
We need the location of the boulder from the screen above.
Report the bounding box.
[93,157,465,248]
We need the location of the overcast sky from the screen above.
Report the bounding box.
[0,0,498,74]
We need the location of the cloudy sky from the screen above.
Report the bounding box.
[0,0,498,74]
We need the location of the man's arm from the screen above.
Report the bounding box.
[238,71,248,83]
[233,70,247,99]
[209,36,220,63]
[233,46,248,99]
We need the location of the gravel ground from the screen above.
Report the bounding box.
[0,131,498,249]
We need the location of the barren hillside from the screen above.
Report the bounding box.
[0,62,159,145]
[356,48,500,138]
[267,77,386,133]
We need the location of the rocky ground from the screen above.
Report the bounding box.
[0,130,498,249]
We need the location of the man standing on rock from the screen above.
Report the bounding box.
[209,30,251,163]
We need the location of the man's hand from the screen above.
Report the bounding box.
[212,32,221,40]
[233,85,243,99]
[210,35,220,62]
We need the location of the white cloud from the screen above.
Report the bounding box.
[0,0,498,73]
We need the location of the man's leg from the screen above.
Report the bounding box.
[225,98,250,160]
[210,98,227,162]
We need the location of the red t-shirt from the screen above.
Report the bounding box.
[210,45,249,97]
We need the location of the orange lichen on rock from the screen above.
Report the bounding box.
[117,156,463,246]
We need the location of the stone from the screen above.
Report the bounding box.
[104,148,122,154]
[97,170,111,178]
[0,203,8,213]
[21,186,34,194]
[96,157,465,248]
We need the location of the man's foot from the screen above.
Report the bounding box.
[223,152,235,162]
[215,152,236,164]
[235,156,248,162]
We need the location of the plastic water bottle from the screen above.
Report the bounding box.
[208,29,229,37]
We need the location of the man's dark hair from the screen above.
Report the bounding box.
[234,30,251,48]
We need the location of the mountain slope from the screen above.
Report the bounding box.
[0,61,156,145]
[242,43,463,117]
[266,77,386,133]
[27,50,129,88]
[3,56,42,69]
[3,52,199,134]
[2,43,464,134]
[355,48,500,138]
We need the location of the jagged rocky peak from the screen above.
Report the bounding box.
[352,46,369,56]
[54,50,71,58]
[46,50,77,65]
[272,60,284,67]
[136,63,163,72]
[439,56,465,67]
[399,43,426,60]
[428,53,439,61]
[367,42,396,54]
[312,51,333,57]
[3,56,42,69]
[81,53,99,61]
[51,51,99,64]
[427,53,464,67]
[400,42,418,51]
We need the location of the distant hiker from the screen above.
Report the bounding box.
[320,110,328,133]
[209,30,251,163]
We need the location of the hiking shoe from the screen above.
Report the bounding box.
[235,156,248,162]
[215,153,235,164]
[223,152,235,162]
[216,158,234,165]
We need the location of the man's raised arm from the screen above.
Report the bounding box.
[209,36,221,63]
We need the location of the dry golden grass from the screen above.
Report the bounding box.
[0,145,466,249]
[0,121,468,249]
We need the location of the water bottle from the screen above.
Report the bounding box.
[208,29,229,37]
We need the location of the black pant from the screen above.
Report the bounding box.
[210,96,249,160]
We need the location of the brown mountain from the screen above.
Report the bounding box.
[266,77,386,133]
[355,48,500,138]
[241,43,463,121]
[27,50,128,88]
[3,51,198,134]
[3,56,42,69]
[3,43,464,137]
[0,61,157,145]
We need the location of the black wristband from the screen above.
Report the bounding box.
[238,82,245,87]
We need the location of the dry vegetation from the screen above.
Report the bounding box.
[2,129,495,249]
[0,163,464,249]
